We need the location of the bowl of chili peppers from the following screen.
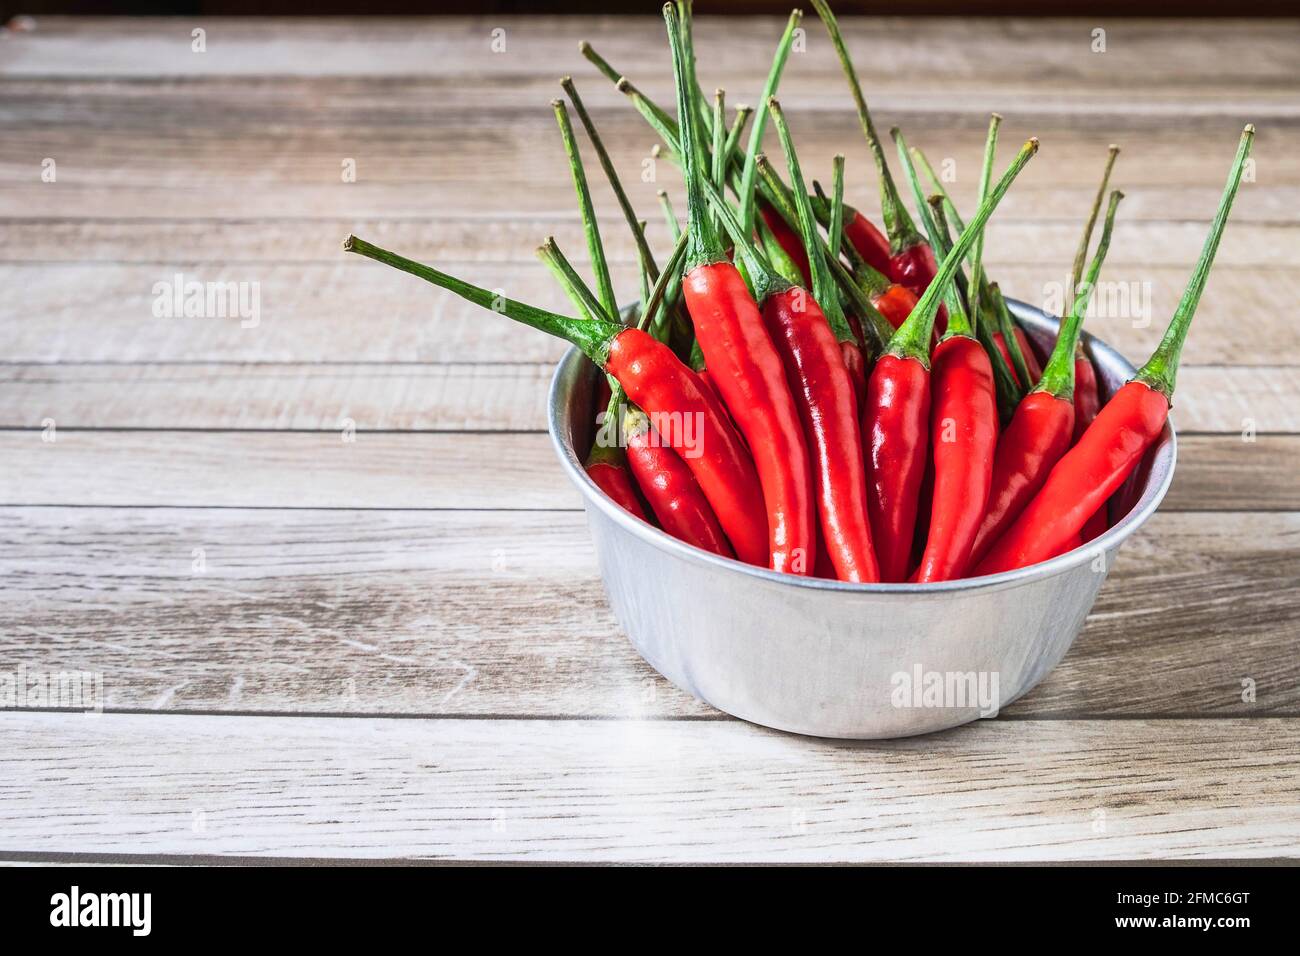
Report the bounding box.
[344,1,1253,738]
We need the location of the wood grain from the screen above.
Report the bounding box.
[4,16,1297,93]
[0,430,1292,510]
[1,14,1297,864]
[2,262,1295,365]
[1,712,1296,861]
[3,362,1294,432]
[0,508,1293,719]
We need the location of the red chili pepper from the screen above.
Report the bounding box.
[862,138,1039,581]
[864,351,932,581]
[343,234,771,568]
[842,206,892,277]
[666,5,813,575]
[976,126,1253,575]
[1073,354,1102,441]
[624,407,733,557]
[916,335,999,582]
[912,140,1041,583]
[586,457,649,521]
[1051,533,1083,558]
[967,190,1123,568]
[872,281,919,330]
[992,327,1043,388]
[1081,505,1108,542]
[763,98,881,581]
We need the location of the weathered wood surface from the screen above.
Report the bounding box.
[1,15,1296,863]
[1,713,1297,862]
[0,508,1294,719]
[0,431,1294,510]
[2,363,1294,432]
[3,262,1294,365]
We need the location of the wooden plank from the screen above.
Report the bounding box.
[2,262,1294,365]
[1,77,1293,184]
[1,712,1297,861]
[0,363,555,432]
[1,94,1292,220]
[3,363,1293,433]
[3,15,1296,95]
[2,217,1293,266]
[0,430,1293,510]
[0,508,1293,718]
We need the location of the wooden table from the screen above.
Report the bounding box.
[1,15,1297,864]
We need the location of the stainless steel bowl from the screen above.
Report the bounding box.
[547,300,1176,739]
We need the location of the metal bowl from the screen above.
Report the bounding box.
[547,300,1176,739]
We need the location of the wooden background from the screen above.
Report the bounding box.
[1,15,1297,863]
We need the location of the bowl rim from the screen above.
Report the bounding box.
[547,298,1177,594]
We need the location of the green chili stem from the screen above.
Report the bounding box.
[561,77,661,286]
[968,113,1001,337]
[675,0,714,150]
[769,98,855,344]
[722,105,753,170]
[828,155,847,260]
[1036,191,1123,400]
[552,99,618,325]
[756,216,805,288]
[991,283,1032,389]
[710,88,727,234]
[1070,145,1121,298]
[664,3,723,269]
[911,139,1029,380]
[811,179,894,296]
[616,77,682,164]
[737,8,804,237]
[931,200,1022,419]
[608,50,800,258]
[658,190,682,240]
[578,40,621,86]
[704,174,786,305]
[344,235,617,364]
[888,138,1039,363]
[810,0,919,252]
[925,198,977,341]
[536,237,608,325]
[637,230,691,336]
[1136,124,1254,399]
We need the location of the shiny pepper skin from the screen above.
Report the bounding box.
[683,262,815,575]
[625,413,734,558]
[762,286,880,583]
[843,210,892,277]
[606,327,768,567]
[967,390,1075,569]
[585,460,648,523]
[862,352,931,583]
[976,380,1169,575]
[915,335,999,583]
[872,282,919,331]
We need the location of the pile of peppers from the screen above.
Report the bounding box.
[344,1,1255,585]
